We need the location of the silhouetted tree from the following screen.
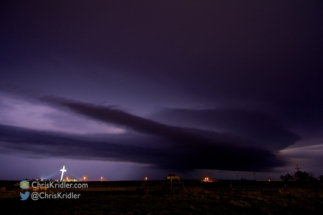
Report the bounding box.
[280,170,317,182]
[280,173,294,181]
[294,171,317,182]
[319,175,323,181]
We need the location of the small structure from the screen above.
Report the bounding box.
[202,177,217,182]
[64,178,78,182]
[163,174,184,194]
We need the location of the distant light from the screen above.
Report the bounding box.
[100,176,103,181]
[203,177,210,182]
[83,176,87,180]
[145,177,148,181]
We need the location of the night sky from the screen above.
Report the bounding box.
[1,1,323,181]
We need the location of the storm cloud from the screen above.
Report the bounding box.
[0,1,322,179]
[149,108,300,151]
[0,123,284,172]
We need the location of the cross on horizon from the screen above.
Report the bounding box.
[60,166,66,181]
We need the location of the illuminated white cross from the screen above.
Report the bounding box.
[60,166,66,181]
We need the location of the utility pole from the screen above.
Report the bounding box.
[295,165,301,172]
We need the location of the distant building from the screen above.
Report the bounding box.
[64,179,78,182]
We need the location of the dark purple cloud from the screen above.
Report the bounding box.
[1,1,322,128]
[0,1,322,179]
[149,108,300,151]
[38,95,282,150]
[0,123,284,172]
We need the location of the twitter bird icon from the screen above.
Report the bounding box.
[20,191,30,201]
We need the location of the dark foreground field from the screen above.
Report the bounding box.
[1,180,323,215]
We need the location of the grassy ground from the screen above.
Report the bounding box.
[1,185,323,215]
